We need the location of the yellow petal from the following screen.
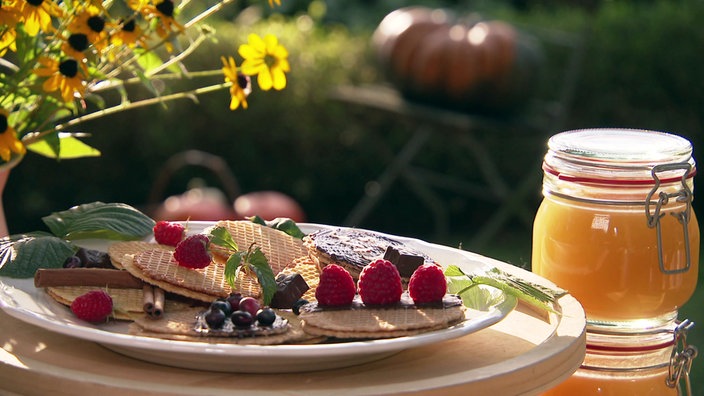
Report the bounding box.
[257,69,273,91]
[271,67,287,90]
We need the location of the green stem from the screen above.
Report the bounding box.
[21,82,232,145]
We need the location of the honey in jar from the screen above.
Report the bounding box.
[532,129,699,333]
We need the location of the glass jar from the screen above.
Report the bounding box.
[543,342,677,396]
[532,129,699,333]
[543,320,697,396]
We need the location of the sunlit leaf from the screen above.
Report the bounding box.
[27,134,101,159]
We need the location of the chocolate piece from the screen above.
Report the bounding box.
[383,246,424,278]
[270,273,310,309]
[76,248,114,268]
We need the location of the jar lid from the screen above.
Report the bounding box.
[545,128,696,185]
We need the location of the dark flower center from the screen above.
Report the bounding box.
[121,18,136,33]
[27,0,44,6]
[59,59,79,78]
[87,15,105,33]
[68,33,89,52]
[237,74,249,89]
[0,114,8,133]
[156,0,175,17]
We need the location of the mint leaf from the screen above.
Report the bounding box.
[245,246,277,306]
[208,226,239,252]
[42,202,155,241]
[444,265,566,314]
[247,216,305,239]
[0,233,75,278]
[224,252,243,288]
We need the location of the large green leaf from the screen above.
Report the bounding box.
[41,202,155,241]
[0,233,75,278]
[27,133,101,159]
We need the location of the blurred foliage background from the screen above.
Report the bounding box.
[4,0,704,392]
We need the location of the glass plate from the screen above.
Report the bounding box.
[0,222,516,373]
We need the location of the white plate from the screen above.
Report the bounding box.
[0,222,516,373]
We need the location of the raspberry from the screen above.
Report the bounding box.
[408,264,447,304]
[358,259,402,305]
[174,234,212,269]
[315,264,356,306]
[153,221,185,247]
[70,290,113,323]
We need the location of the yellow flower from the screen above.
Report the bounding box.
[0,110,26,162]
[15,0,64,37]
[268,0,282,7]
[67,5,110,53]
[221,56,251,110]
[33,56,86,103]
[238,33,290,91]
[111,17,146,48]
[128,0,183,51]
[61,33,90,63]
[0,5,20,55]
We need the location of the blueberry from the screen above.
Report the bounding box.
[226,293,242,311]
[210,299,232,316]
[231,310,253,328]
[204,308,227,328]
[292,299,309,315]
[256,308,276,326]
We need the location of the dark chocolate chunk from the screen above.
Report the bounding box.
[384,246,424,278]
[270,273,310,309]
[76,248,114,268]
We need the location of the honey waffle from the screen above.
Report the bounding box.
[46,286,190,320]
[278,256,320,302]
[213,220,308,275]
[108,241,173,270]
[122,250,241,302]
[129,308,320,345]
[298,295,466,339]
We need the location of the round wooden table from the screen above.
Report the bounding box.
[0,256,585,396]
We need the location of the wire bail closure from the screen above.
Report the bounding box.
[645,162,694,275]
[666,319,698,395]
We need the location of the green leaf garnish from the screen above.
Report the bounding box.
[208,226,238,252]
[445,265,567,314]
[217,239,277,306]
[245,247,277,306]
[224,252,242,289]
[247,216,305,239]
[0,233,75,278]
[41,202,155,240]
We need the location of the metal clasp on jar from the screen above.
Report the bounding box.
[666,319,698,395]
[645,162,694,275]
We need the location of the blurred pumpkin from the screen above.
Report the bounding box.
[372,7,543,114]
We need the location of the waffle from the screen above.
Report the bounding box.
[128,308,321,345]
[108,241,173,270]
[122,250,237,302]
[298,295,465,339]
[303,228,436,280]
[278,256,320,302]
[46,285,190,320]
[212,220,308,275]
